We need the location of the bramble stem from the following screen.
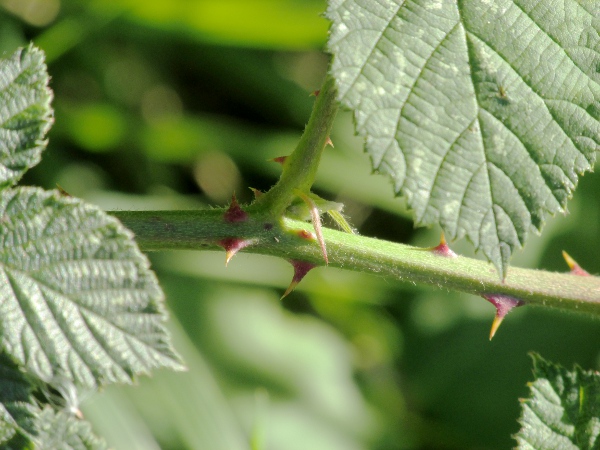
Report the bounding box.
[250,75,338,216]
[112,208,600,315]
[111,72,600,317]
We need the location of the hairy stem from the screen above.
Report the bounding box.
[113,208,600,315]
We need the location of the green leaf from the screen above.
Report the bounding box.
[0,44,53,189]
[516,353,600,450]
[0,187,184,389]
[327,0,600,277]
[33,407,107,450]
[0,352,37,447]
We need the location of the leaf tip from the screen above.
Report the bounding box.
[55,184,71,197]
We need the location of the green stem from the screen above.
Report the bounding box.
[112,208,600,315]
[251,75,338,216]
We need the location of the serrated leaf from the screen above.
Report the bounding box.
[0,187,184,389]
[0,352,37,447]
[0,44,53,189]
[516,353,600,450]
[327,0,600,277]
[33,407,107,450]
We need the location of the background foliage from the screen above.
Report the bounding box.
[1,0,599,448]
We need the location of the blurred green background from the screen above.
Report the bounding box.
[2,0,599,449]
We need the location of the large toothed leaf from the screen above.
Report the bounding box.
[516,353,600,449]
[0,44,53,189]
[327,0,600,277]
[0,187,184,389]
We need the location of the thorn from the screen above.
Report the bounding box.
[249,187,263,199]
[281,260,317,299]
[218,238,255,265]
[294,190,328,264]
[271,156,288,165]
[562,251,590,276]
[482,294,525,340]
[416,232,457,257]
[431,232,457,258]
[224,193,248,223]
[325,136,334,148]
[310,90,320,97]
[296,229,315,240]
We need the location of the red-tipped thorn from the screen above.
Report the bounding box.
[271,156,288,165]
[218,238,255,265]
[431,233,457,258]
[249,187,263,199]
[310,90,320,97]
[294,190,328,264]
[296,229,315,240]
[224,193,248,223]
[281,260,317,299]
[562,251,590,276]
[325,136,334,148]
[483,294,525,340]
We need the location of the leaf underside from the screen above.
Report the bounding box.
[0,44,53,190]
[516,353,600,450]
[0,187,184,389]
[327,0,600,277]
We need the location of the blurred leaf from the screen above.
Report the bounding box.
[35,407,107,450]
[516,353,600,450]
[327,0,600,277]
[63,103,126,153]
[0,44,53,189]
[91,0,328,49]
[84,316,250,450]
[184,285,376,449]
[0,187,183,389]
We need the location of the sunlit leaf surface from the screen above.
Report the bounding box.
[0,45,53,189]
[35,407,107,450]
[0,188,183,389]
[516,353,600,450]
[327,0,600,276]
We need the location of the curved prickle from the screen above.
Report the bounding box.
[483,294,525,340]
[218,238,256,265]
[281,260,318,299]
[430,233,457,258]
[223,193,248,223]
[562,251,590,276]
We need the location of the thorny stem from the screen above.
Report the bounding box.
[112,209,600,316]
[110,74,600,317]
